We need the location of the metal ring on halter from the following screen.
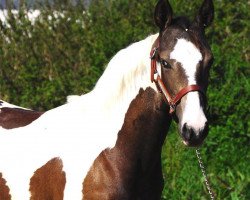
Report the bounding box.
[169,103,176,113]
[150,47,158,60]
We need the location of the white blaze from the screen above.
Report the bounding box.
[170,38,207,133]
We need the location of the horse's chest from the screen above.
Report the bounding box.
[83,148,164,200]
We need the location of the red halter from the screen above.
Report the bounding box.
[150,38,205,114]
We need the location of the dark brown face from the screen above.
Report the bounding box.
[154,0,214,147]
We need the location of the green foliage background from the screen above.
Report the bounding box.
[0,0,249,199]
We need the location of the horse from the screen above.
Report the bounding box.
[0,0,214,199]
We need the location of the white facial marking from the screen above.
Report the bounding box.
[170,38,202,85]
[170,39,207,133]
[181,92,207,133]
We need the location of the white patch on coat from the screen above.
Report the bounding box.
[170,38,207,133]
[0,34,159,199]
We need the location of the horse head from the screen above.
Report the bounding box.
[153,0,214,147]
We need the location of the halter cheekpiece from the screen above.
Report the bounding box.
[150,37,205,114]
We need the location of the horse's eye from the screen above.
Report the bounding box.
[160,60,171,69]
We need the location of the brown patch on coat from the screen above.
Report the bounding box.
[29,158,66,200]
[0,173,11,200]
[83,87,172,199]
[0,107,43,129]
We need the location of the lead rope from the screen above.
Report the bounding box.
[196,148,215,200]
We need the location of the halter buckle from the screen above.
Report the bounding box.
[150,47,158,60]
[150,48,159,83]
[169,102,176,114]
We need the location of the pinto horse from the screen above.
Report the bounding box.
[0,0,214,199]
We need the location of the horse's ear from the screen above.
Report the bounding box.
[154,0,173,31]
[193,0,214,28]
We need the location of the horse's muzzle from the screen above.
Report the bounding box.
[181,122,209,147]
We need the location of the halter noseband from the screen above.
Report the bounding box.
[150,38,205,114]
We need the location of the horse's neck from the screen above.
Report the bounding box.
[4,34,159,135]
[114,88,171,171]
[91,34,158,114]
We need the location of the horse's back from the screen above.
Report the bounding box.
[0,100,43,129]
[0,107,43,129]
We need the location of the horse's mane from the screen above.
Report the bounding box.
[16,33,159,136]
[76,34,158,112]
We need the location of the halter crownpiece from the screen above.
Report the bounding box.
[150,37,205,114]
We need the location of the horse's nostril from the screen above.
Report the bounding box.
[182,123,188,132]
[181,122,208,146]
[182,123,195,142]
